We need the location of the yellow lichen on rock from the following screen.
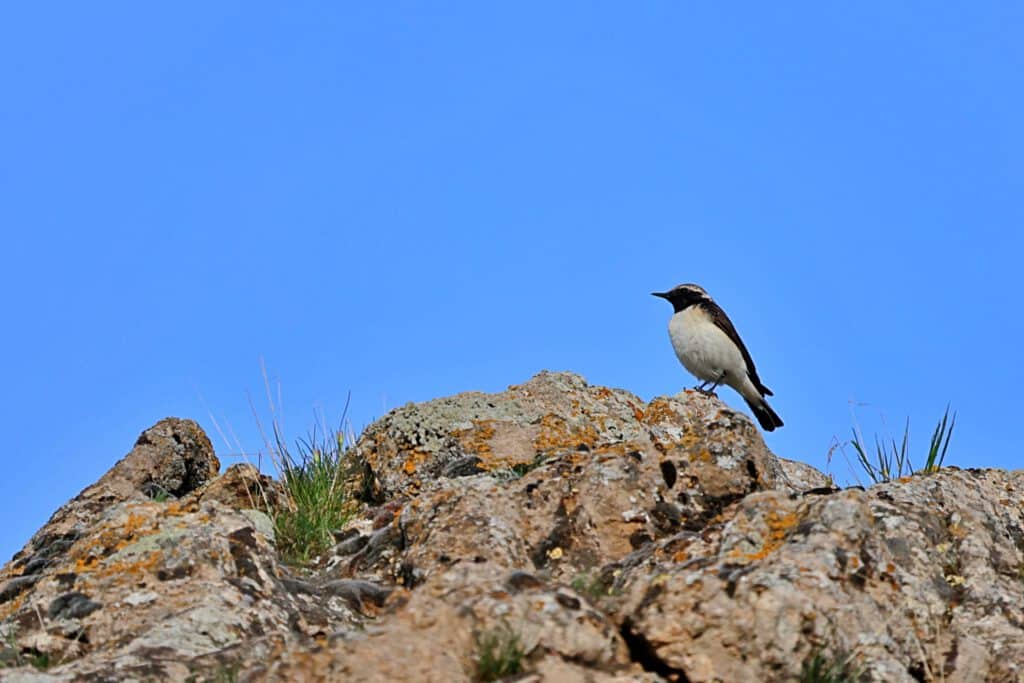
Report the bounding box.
[533,413,597,454]
[739,508,800,562]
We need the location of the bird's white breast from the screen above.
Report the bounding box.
[667,307,747,383]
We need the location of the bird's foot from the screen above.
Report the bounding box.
[694,372,726,397]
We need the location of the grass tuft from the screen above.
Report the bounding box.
[570,571,612,600]
[847,405,956,484]
[509,455,546,478]
[490,455,547,482]
[271,423,354,566]
[0,626,53,671]
[922,405,956,474]
[800,648,859,683]
[229,360,358,567]
[475,624,525,682]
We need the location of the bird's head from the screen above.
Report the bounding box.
[652,283,709,311]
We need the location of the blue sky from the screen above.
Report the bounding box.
[2,3,1022,562]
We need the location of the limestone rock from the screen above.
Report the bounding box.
[3,372,1023,682]
[350,371,787,583]
[196,463,290,514]
[0,419,360,681]
[355,372,784,500]
[4,418,219,591]
[612,468,1024,682]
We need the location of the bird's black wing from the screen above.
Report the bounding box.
[699,300,773,397]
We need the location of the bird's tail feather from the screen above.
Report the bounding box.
[747,398,784,431]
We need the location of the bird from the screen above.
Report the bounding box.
[652,283,784,431]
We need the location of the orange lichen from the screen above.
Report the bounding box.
[452,420,496,460]
[164,501,199,517]
[401,448,432,476]
[93,550,163,578]
[123,512,149,536]
[678,431,702,449]
[70,547,164,578]
[640,399,678,425]
[428,489,458,507]
[534,413,597,454]
[0,593,25,620]
[736,509,800,562]
[591,443,632,459]
[75,555,101,573]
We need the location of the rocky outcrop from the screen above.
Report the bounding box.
[0,420,349,682]
[2,373,1022,682]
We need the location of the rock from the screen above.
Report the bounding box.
[108,417,219,498]
[333,533,368,556]
[46,592,101,620]
[262,563,651,682]
[612,468,1024,682]
[777,456,834,493]
[3,372,1023,682]
[319,579,392,613]
[5,418,219,581]
[0,575,41,604]
[0,418,361,681]
[342,372,786,587]
[196,463,290,514]
[354,372,784,505]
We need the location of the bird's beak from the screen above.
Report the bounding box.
[651,291,670,299]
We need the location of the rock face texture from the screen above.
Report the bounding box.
[2,372,1023,682]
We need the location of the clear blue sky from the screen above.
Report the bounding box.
[3,3,1022,562]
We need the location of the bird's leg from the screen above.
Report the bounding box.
[697,371,727,396]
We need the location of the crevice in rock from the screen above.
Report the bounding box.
[354,457,385,504]
[745,459,759,493]
[531,500,574,568]
[802,485,841,497]
[942,635,959,677]
[619,618,689,682]
[660,460,678,489]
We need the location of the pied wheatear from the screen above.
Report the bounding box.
[652,283,784,431]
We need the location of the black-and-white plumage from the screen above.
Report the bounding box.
[652,283,784,431]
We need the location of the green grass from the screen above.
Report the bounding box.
[184,662,240,683]
[271,424,354,566]
[209,662,240,683]
[230,362,357,567]
[0,626,52,671]
[848,405,956,484]
[922,406,956,474]
[800,648,859,683]
[509,454,546,478]
[569,571,612,600]
[475,624,525,682]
